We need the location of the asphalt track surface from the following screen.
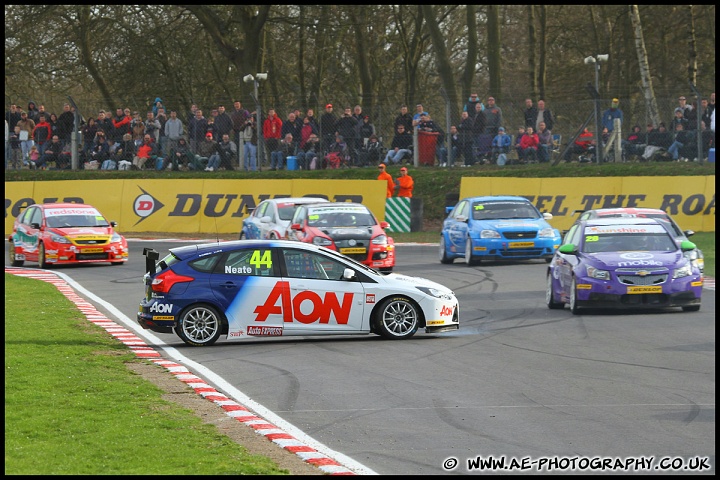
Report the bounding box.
[6,240,716,475]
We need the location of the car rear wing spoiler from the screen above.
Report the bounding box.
[143,248,159,276]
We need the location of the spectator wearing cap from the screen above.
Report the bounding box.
[360,115,376,149]
[670,107,689,131]
[483,96,503,136]
[320,103,337,155]
[491,126,512,164]
[193,131,218,170]
[465,93,484,114]
[394,166,414,198]
[601,98,623,132]
[377,163,394,198]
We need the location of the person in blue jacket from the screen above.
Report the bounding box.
[601,98,623,132]
[491,126,512,165]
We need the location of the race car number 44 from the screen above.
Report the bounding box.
[627,286,663,294]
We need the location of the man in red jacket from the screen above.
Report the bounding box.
[262,108,283,165]
[519,126,540,163]
[112,108,131,142]
[32,114,52,152]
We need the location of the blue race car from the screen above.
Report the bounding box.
[546,217,703,314]
[138,240,459,346]
[440,195,561,265]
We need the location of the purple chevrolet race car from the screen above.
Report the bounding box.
[546,217,703,314]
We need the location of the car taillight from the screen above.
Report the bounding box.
[151,268,194,293]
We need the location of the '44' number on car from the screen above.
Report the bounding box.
[250,250,272,268]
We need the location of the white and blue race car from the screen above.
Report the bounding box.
[138,240,459,346]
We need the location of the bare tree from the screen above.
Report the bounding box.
[527,6,537,99]
[461,5,478,102]
[486,5,501,100]
[537,5,548,100]
[420,5,460,120]
[686,5,698,85]
[629,5,660,126]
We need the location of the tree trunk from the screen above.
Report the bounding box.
[487,5,501,100]
[420,5,460,121]
[686,5,698,85]
[537,5,547,100]
[629,5,661,127]
[527,6,537,100]
[462,5,478,102]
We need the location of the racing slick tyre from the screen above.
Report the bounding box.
[439,236,453,264]
[465,237,480,266]
[682,305,701,312]
[9,243,24,267]
[569,277,581,315]
[175,304,224,346]
[546,273,564,309]
[374,296,419,340]
[38,243,51,269]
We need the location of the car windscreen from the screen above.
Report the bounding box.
[277,204,299,221]
[582,232,677,253]
[471,202,540,220]
[307,208,375,227]
[46,213,110,228]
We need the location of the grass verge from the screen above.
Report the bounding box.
[4,273,292,475]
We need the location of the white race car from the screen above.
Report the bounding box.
[138,240,459,346]
[240,197,329,240]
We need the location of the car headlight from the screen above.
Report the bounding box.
[111,232,123,242]
[480,229,501,239]
[416,286,453,300]
[50,233,71,244]
[372,234,387,245]
[673,263,693,279]
[312,237,333,246]
[586,266,610,280]
[538,227,555,238]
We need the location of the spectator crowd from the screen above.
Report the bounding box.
[5,91,715,171]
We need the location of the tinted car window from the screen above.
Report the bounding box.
[281,248,347,280]
[254,201,268,218]
[472,201,539,220]
[31,208,42,225]
[219,248,276,276]
[189,254,221,273]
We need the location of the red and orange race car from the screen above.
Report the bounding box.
[8,203,129,268]
[287,202,395,273]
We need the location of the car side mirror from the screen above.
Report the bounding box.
[110,221,117,227]
[559,243,578,255]
[445,206,454,214]
[683,229,695,238]
[680,240,697,252]
[543,212,553,220]
[31,222,41,229]
[290,223,302,231]
[456,215,468,222]
[380,221,390,229]
[342,268,356,281]
[260,216,272,223]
